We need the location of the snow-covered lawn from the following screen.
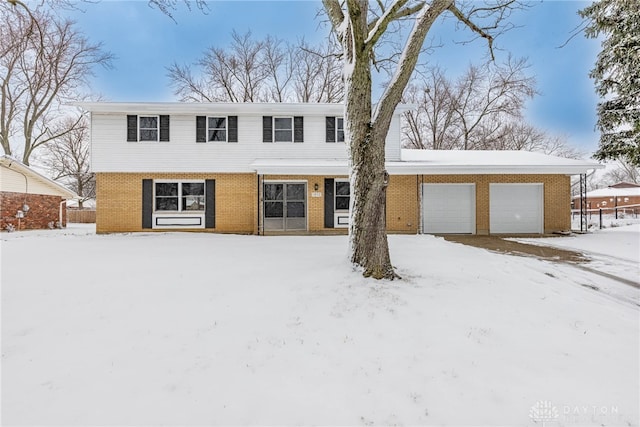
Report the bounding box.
[2,225,638,426]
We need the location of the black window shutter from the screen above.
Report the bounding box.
[262,116,273,143]
[142,179,153,229]
[196,116,206,142]
[127,115,138,142]
[324,178,334,228]
[326,117,336,143]
[228,116,238,143]
[294,116,304,143]
[159,115,170,141]
[205,179,215,229]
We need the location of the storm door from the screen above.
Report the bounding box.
[263,182,307,231]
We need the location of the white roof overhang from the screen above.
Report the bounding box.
[0,155,78,199]
[251,159,602,176]
[71,102,347,116]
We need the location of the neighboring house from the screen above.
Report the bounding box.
[75,102,602,235]
[573,182,640,211]
[0,155,77,231]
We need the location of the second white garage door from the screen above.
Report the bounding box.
[490,183,543,234]
[422,184,476,234]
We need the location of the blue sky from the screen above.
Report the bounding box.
[64,0,601,154]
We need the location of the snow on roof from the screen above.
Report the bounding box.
[585,186,640,198]
[395,150,603,175]
[251,150,603,175]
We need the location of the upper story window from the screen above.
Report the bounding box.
[155,181,205,212]
[196,116,238,143]
[139,116,159,141]
[274,117,293,142]
[127,115,170,142]
[263,116,304,143]
[208,117,227,141]
[326,117,345,143]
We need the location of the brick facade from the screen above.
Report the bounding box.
[95,172,571,235]
[573,195,640,211]
[96,173,256,233]
[1,191,67,231]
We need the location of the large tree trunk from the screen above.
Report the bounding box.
[344,22,397,279]
[349,128,395,279]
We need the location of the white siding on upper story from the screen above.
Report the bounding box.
[385,114,401,161]
[89,108,404,173]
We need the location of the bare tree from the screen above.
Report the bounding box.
[602,159,640,185]
[401,59,580,157]
[491,120,582,157]
[323,0,522,279]
[169,30,271,102]
[262,35,295,102]
[450,56,537,150]
[44,114,95,207]
[168,31,344,103]
[0,2,112,165]
[402,67,460,149]
[293,39,344,102]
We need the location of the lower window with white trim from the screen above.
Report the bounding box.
[153,180,206,229]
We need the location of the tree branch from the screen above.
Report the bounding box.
[374,0,452,127]
[365,0,410,46]
[322,0,345,39]
[448,3,495,60]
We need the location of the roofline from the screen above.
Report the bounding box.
[0,155,78,199]
[250,159,603,176]
[69,101,416,116]
[386,163,602,175]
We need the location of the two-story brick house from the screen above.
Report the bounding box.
[75,102,602,235]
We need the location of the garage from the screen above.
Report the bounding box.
[422,183,475,234]
[490,183,543,234]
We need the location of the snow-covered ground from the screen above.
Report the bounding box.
[2,224,638,426]
[515,223,640,306]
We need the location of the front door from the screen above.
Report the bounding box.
[263,182,307,231]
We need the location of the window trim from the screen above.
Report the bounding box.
[273,116,294,142]
[138,115,160,142]
[336,117,345,143]
[334,179,350,212]
[207,116,228,142]
[154,180,205,213]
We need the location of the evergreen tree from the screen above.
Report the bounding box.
[580,0,640,166]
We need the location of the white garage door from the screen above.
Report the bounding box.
[422,184,475,234]
[490,183,543,234]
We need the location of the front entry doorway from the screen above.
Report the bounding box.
[263,182,307,231]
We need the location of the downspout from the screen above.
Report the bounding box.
[418,174,424,234]
[8,160,30,208]
[59,200,66,228]
[257,174,261,235]
[416,174,420,234]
